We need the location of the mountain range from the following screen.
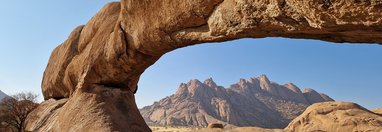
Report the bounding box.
[140,75,334,128]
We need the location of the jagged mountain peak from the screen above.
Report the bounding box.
[185,79,218,98]
[187,79,202,85]
[204,77,217,88]
[247,77,260,84]
[284,82,297,88]
[175,83,189,96]
[238,78,249,88]
[258,74,270,83]
[187,79,202,93]
[303,88,318,93]
[320,93,334,101]
[257,75,278,95]
[303,88,333,104]
[283,83,302,94]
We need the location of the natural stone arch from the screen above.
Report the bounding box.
[28,0,382,131]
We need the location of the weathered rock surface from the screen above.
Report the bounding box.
[285,102,382,132]
[373,108,382,115]
[27,87,149,132]
[28,2,149,131]
[140,75,333,128]
[25,99,68,131]
[29,0,382,131]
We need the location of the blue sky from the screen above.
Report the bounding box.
[0,1,381,109]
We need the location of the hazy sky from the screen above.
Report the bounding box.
[0,1,381,109]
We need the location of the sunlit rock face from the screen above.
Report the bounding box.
[374,108,382,115]
[140,76,333,128]
[27,0,382,131]
[285,102,382,132]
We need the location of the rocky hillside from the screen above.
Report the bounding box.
[0,90,8,101]
[140,75,333,128]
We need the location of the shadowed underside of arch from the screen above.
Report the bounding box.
[26,0,382,131]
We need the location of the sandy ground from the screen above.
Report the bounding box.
[149,126,284,132]
[150,126,204,132]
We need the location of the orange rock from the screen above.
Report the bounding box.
[285,102,382,132]
[27,0,382,131]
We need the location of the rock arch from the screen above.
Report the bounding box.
[28,0,382,131]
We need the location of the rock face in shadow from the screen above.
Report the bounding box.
[0,90,8,100]
[140,75,333,128]
[28,0,382,131]
[285,102,382,132]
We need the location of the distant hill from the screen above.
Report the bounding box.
[0,90,8,101]
[140,75,334,128]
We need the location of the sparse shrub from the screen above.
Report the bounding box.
[208,123,224,129]
[0,92,39,132]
